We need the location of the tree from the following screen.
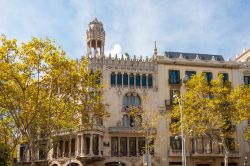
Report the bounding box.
[130,95,158,166]
[171,74,248,166]
[231,85,250,138]
[0,35,108,165]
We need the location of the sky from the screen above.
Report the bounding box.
[0,0,250,60]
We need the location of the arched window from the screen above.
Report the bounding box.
[129,74,134,87]
[136,74,141,87]
[142,74,147,87]
[123,93,141,106]
[123,73,128,86]
[148,74,153,88]
[122,115,129,127]
[110,72,116,86]
[117,72,122,86]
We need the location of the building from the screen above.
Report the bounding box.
[17,18,250,166]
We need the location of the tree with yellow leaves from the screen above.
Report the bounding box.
[171,74,249,166]
[0,35,107,165]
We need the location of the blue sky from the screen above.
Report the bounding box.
[1,0,250,60]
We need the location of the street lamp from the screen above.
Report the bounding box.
[174,94,186,166]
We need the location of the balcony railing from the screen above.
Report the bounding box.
[121,105,143,112]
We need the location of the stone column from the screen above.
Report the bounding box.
[69,137,72,157]
[95,40,98,56]
[136,137,139,157]
[98,135,102,156]
[80,135,83,156]
[63,140,65,157]
[146,74,148,89]
[76,135,79,156]
[118,137,120,157]
[90,134,93,155]
[127,138,129,157]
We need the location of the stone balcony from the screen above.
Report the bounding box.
[121,105,143,113]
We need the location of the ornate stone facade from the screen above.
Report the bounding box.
[16,18,250,166]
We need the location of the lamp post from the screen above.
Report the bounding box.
[174,75,188,166]
[174,94,186,166]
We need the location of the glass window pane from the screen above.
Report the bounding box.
[129,137,136,156]
[169,70,180,84]
[93,135,99,155]
[117,73,122,85]
[111,137,118,156]
[185,71,196,79]
[148,74,153,88]
[136,74,141,87]
[111,72,116,86]
[120,137,127,156]
[123,73,128,86]
[138,137,145,155]
[129,74,134,86]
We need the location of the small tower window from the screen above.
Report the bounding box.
[123,73,128,86]
[142,74,147,87]
[117,73,122,86]
[148,74,153,88]
[110,72,116,86]
[136,74,141,87]
[129,74,134,87]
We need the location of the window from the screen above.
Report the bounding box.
[196,137,204,154]
[59,140,63,157]
[204,137,212,154]
[117,73,122,86]
[84,135,90,154]
[219,73,229,82]
[123,73,128,86]
[20,145,26,161]
[244,76,250,85]
[138,137,146,155]
[65,140,69,156]
[71,139,75,156]
[203,72,213,83]
[136,74,141,87]
[225,138,235,152]
[129,137,136,156]
[169,70,180,84]
[148,74,153,88]
[185,71,196,79]
[39,144,46,160]
[122,115,129,127]
[93,135,99,155]
[129,74,134,86]
[110,72,116,86]
[170,136,182,151]
[111,137,118,156]
[130,116,135,127]
[170,90,180,106]
[123,93,141,106]
[142,74,147,87]
[120,137,127,156]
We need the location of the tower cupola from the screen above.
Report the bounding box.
[86,18,105,57]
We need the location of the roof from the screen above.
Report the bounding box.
[164,51,225,62]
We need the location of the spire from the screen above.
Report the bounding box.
[153,41,157,59]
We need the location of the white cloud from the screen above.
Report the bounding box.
[105,44,122,57]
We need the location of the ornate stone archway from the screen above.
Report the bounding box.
[63,159,83,166]
[50,161,61,166]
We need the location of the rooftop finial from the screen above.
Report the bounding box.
[153,41,157,59]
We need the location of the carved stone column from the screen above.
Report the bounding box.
[127,138,129,157]
[81,135,84,155]
[98,135,102,156]
[90,134,93,155]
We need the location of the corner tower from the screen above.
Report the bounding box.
[86,18,105,57]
